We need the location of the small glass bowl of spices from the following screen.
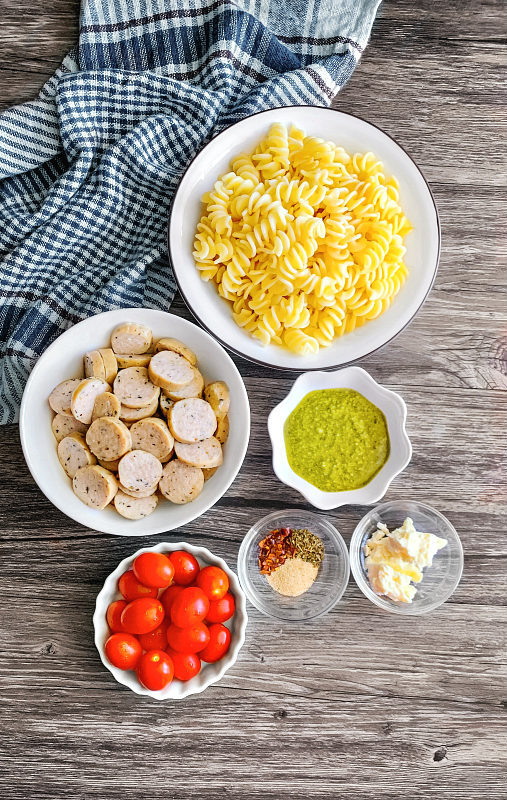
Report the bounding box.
[238,510,350,621]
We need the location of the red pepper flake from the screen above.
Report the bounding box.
[258,528,296,575]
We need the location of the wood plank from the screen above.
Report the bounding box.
[1,573,505,703]
[1,692,505,799]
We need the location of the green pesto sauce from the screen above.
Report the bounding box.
[284,389,390,492]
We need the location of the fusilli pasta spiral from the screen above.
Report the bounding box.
[193,123,411,354]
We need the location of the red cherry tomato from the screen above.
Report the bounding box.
[105,633,142,670]
[167,622,210,653]
[106,599,127,632]
[118,569,157,601]
[137,620,168,651]
[121,598,165,634]
[196,566,229,601]
[133,552,174,589]
[160,584,184,617]
[136,650,174,691]
[199,623,231,663]
[170,587,209,628]
[205,592,235,624]
[169,550,200,586]
[166,648,201,681]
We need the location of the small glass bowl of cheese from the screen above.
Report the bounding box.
[350,500,463,615]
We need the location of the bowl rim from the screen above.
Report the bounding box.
[267,367,412,510]
[237,508,350,621]
[18,307,251,537]
[349,499,464,615]
[93,540,248,699]
[167,104,441,372]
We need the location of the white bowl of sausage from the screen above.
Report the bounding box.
[19,308,250,536]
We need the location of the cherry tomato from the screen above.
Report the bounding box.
[196,566,229,601]
[136,650,174,691]
[205,592,235,624]
[118,569,157,601]
[166,622,210,653]
[169,550,200,586]
[199,623,231,663]
[133,552,174,589]
[160,584,184,617]
[105,633,142,670]
[166,648,201,681]
[170,586,209,628]
[137,620,168,651]
[121,598,165,634]
[106,599,127,632]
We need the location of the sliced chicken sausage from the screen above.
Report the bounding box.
[114,491,158,520]
[111,322,152,355]
[159,394,174,419]
[57,433,96,478]
[168,398,217,444]
[130,417,174,462]
[71,379,110,425]
[49,379,82,417]
[115,353,152,369]
[148,350,195,393]
[98,348,118,384]
[119,393,159,422]
[158,459,204,505]
[118,482,157,498]
[154,337,197,365]
[215,414,229,445]
[165,366,204,400]
[72,465,118,509]
[86,417,132,461]
[118,450,163,494]
[203,381,230,421]
[83,350,106,381]
[51,413,88,443]
[113,366,159,409]
[174,437,223,469]
[92,391,120,421]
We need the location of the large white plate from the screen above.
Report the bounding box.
[168,106,440,370]
[19,308,250,536]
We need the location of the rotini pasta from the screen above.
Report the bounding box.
[193,123,411,355]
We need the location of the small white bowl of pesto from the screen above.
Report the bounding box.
[267,367,412,510]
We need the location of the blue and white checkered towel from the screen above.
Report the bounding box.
[0,0,381,423]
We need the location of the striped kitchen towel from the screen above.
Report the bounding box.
[0,0,381,423]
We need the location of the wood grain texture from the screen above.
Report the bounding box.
[0,1,506,798]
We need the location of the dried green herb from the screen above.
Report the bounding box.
[288,528,324,567]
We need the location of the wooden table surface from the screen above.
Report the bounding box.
[1,1,506,798]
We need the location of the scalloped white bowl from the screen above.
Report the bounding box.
[19,307,250,536]
[267,367,412,510]
[93,541,248,700]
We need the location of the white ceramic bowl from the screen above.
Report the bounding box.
[19,308,250,536]
[267,367,411,510]
[169,105,440,370]
[93,541,248,700]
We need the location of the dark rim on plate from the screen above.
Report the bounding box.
[167,106,442,372]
